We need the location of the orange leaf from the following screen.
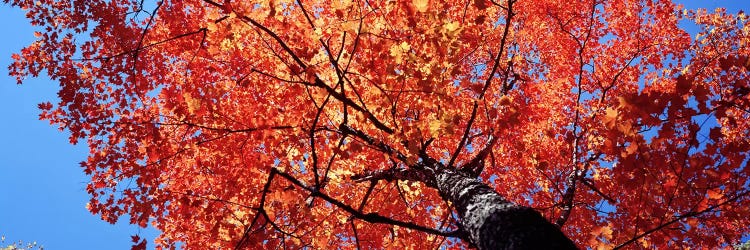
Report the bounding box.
[707,188,723,200]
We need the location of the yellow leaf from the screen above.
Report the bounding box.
[440,21,462,39]
[370,21,385,33]
[429,120,442,137]
[336,213,348,223]
[332,0,353,10]
[206,22,218,32]
[342,21,359,33]
[389,41,411,64]
[603,107,618,129]
[681,65,690,75]
[183,93,201,114]
[413,0,428,12]
[287,147,300,163]
[218,226,232,241]
[443,21,460,33]
[389,44,403,63]
[589,224,614,249]
[313,27,323,40]
[601,225,613,240]
[639,238,650,248]
[399,41,411,51]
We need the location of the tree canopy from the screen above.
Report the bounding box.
[5,0,750,249]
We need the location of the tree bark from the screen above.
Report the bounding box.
[433,166,578,249]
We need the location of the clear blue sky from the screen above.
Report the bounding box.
[0,1,746,250]
[0,3,159,249]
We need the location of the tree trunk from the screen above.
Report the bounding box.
[434,167,578,249]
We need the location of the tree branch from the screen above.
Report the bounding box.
[271,168,465,239]
[202,0,394,134]
[448,0,514,168]
[339,124,406,162]
[613,189,750,249]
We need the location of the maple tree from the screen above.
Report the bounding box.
[5,0,750,248]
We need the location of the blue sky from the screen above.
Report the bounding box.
[0,4,159,249]
[0,1,746,250]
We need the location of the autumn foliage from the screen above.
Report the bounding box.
[5,0,750,248]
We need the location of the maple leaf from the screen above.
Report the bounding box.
[602,107,618,129]
[413,0,429,13]
[474,0,490,10]
[130,235,146,250]
[706,188,723,200]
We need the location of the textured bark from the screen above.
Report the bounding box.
[434,167,578,250]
